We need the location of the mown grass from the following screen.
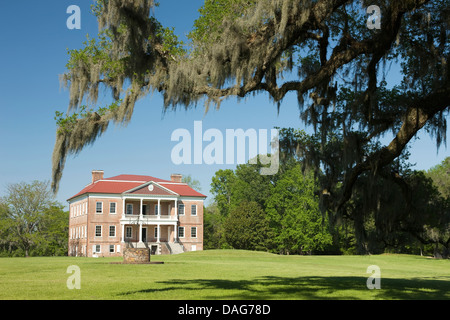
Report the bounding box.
[0,250,449,300]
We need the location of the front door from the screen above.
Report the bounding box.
[142,227,147,242]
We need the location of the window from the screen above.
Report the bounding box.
[178,226,185,238]
[191,205,197,216]
[94,245,101,253]
[178,203,185,215]
[142,204,147,215]
[110,202,116,214]
[154,204,159,215]
[126,226,132,238]
[126,203,133,215]
[154,227,158,238]
[109,245,115,253]
[191,227,197,238]
[95,225,102,237]
[109,226,116,237]
[96,202,103,214]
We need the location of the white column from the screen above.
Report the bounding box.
[174,223,178,242]
[122,198,125,218]
[157,224,160,243]
[157,198,161,217]
[140,198,143,218]
[139,223,143,243]
[175,199,178,218]
[121,224,125,243]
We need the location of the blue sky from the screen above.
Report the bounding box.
[0,1,448,208]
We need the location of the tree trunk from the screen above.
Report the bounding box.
[433,242,442,259]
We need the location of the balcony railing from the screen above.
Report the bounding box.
[121,214,177,222]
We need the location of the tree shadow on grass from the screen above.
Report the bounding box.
[118,275,450,300]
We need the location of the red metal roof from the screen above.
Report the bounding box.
[68,175,206,201]
[159,183,207,198]
[105,174,171,183]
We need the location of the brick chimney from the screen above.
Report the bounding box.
[92,170,104,183]
[170,173,182,183]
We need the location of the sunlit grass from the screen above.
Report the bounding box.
[0,250,448,300]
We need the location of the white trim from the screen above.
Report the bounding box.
[67,194,89,204]
[89,194,123,199]
[178,196,207,201]
[122,194,179,200]
[158,182,189,185]
[123,181,180,196]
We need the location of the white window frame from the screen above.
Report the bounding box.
[109,245,115,253]
[95,225,102,237]
[154,204,159,216]
[178,203,185,215]
[191,227,197,238]
[126,226,132,238]
[96,202,103,214]
[110,202,117,214]
[178,226,185,238]
[191,204,197,216]
[109,225,116,237]
[94,245,101,253]
[126,203,133,215]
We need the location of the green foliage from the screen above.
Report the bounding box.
[207,128,449,257]
[266,165,332,254]
[0,181,68,257]
[224,201,271,251]
[188,0,258,45]
[426,157,450,199]
[181,175,202,191]
[208,157,333,254]
[210,169,236,217]
[54,100,121,134]
[203,204,228,249]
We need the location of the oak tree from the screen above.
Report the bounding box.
[52,0,449,221]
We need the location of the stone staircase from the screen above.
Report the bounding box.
[166,242,185,254]
[125,241,183,255]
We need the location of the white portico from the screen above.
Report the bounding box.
[119,182,183,254]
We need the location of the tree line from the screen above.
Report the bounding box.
[204,129,450,258]
[0,181,68,257]
[0,143,448,257]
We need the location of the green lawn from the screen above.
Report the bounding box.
[0,250,449,300]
